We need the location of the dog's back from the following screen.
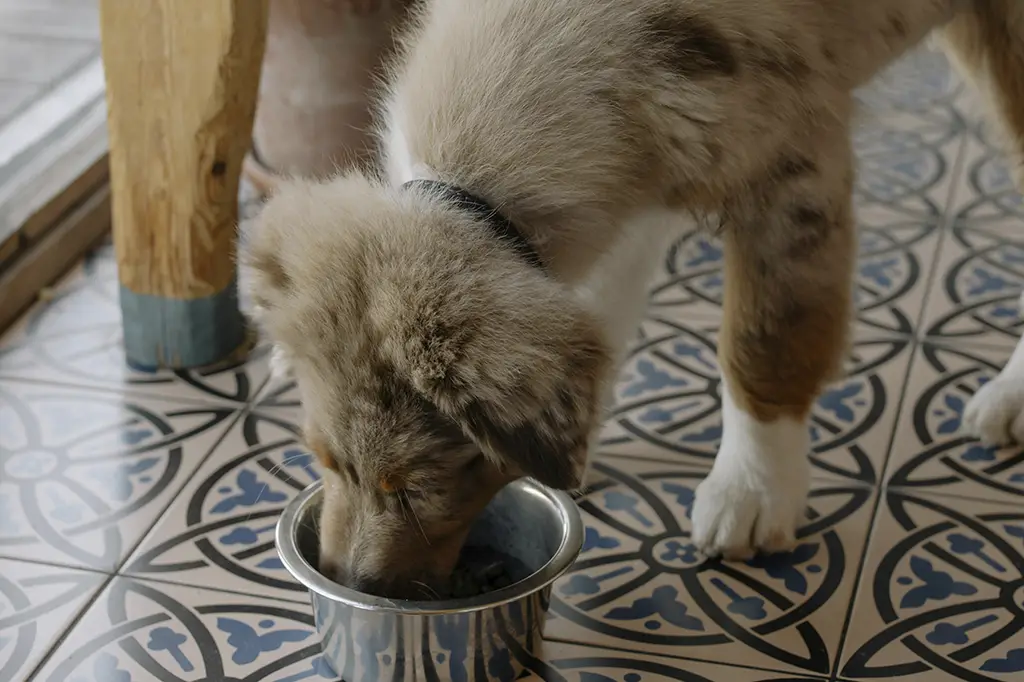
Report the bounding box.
[381,0,965,277]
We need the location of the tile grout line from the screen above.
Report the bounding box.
[21,571,120,682]
[104,378,324,608]
[22,399,254,682]
[884,484,1024,511]
[0,45,100,134]
[0,371,263,410]
[541,634,832,681]
[105,572,312,608]
[108,373,277,573]
[109,405,257,576]
[0,554,114,576]
[827,340,922,680]
[828,111,970,679]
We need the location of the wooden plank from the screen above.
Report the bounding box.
[0,34,95,83]
[0,81,40,124]
[0,5,100,40]
[19,153,108,242]
[0,229,21,270]
[0,183,110,334]
[99,0,268,369]
[0,150,107,274]
[0,57,104,172]
[0,89,108,246]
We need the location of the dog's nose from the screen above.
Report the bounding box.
[318,558,347,584]
[348,575,394,597]
[349,575,432,600]
[318,560,406,597]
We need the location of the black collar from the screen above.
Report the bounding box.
[402,179,543,270]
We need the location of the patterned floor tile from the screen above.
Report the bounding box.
[850,108,965,230]
[647,53,965,333]
[123,392,882,675]
[31,575,326,682]
[122,408,313,602]
[885,341,1024,506]
[0,559,105,682]
[853,207,945,338]
[254,375,302,414]
[97,446,871,680]
[649,205,946,338]
[919,123,1024,350]
[0,379,237,571]
[945,116,1024,225]
[544,458,875,677]
[600,316,914,488]
[853,46,964,121]
[0,245,272,405]
[27,573,828,682]
[839,490,1024,681]
[523,641,828,681]
[920,221,1024,350]
[921,188,1024,350]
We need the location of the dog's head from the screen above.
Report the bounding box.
[240,173,612,598]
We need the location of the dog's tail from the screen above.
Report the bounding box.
[937,0,1024,185]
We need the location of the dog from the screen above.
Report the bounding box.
[239,0,1024,598]
[965,295,1024,443]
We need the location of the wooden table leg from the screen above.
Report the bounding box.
[99,0,268,370]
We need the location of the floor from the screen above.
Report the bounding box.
[0,0,98,127]
[0,0,104,252]
[2,47,1024,682]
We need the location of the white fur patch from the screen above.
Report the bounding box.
[963,293,1024,445]
[691,383,810,559]
[384,103,434,186]
[569,210,692,487]
[268,345,294,387]
[576,210,694,410]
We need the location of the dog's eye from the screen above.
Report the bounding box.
[380,477,430,501]
[401,487,430,501]
[319,453,341,474]
[379,475,409,494]
[307,436,341,474]
[462,454,487,471]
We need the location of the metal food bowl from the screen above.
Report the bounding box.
[276,479,583,682]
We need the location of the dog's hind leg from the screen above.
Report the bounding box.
[691,107,857,559]
[937,0,1024,184]
[938,1,1024,443]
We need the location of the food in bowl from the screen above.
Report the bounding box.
[444,546,531,598]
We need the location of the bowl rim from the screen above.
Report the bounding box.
[275,478,583,615]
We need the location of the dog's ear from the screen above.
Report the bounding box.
[381,276,612,491]
[452,328,608,490]
[237,207,301,382]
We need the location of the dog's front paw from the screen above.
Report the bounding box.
[964,377,1024,446]
[691,461,809,560]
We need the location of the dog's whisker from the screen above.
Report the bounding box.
[400,491,431,547]
[239,454,320,525]
[412,580,440,600]
[240,476,296,526]
[264,453,311,479]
